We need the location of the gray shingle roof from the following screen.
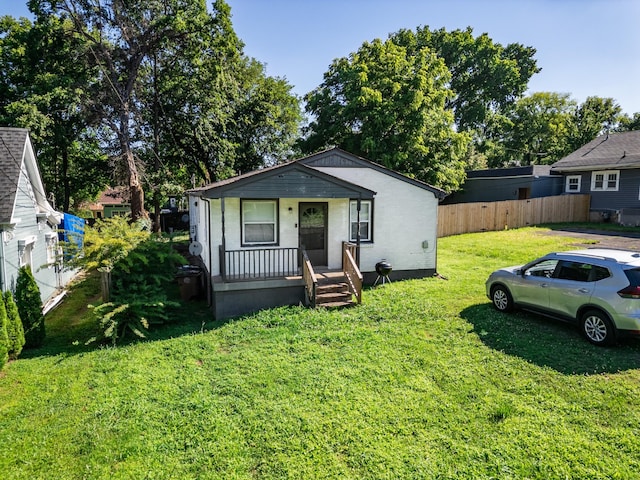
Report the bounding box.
[551,130,640,172]
[0,127,28,224]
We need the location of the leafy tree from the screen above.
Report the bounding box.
[301,38,469,193]
[4,291,25,360]
[137,1,301,197]
[230,58,302,173]
[0,294,9,369]
[617,112,640,132]
[34,0,227,221]
[0,13,108,212]
[15,266,45,348]
[569,96,622,151]
[488,92,576,166]
[390,26,539,132]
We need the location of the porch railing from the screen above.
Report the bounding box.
[220,245,300,281]
[342,242,363,304]
[301,250,317,307]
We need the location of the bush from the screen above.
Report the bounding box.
[64,215,150,272]
[15,266,45,348]
[91,237,185,344]
[4,291,25,359]
[0,295,8,370]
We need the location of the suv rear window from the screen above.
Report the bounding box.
[624,268,640,286]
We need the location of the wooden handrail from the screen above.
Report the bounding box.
[301,250,317,307]
[342,242,363,304]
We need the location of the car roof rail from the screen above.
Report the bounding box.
[550,250,640,263]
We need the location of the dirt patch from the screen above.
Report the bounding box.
[540,228,640,251]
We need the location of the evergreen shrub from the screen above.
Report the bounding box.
[15,266,45,348]
[0,295,8,369]
[4,291,25,359]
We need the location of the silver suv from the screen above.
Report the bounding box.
[485,249,640,346]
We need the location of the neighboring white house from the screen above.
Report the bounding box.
[188,148,444,319]
[0,127,76,309]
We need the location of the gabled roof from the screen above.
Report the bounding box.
[300,147,446,198]
[189,147,444,200]
[0,128,28,224]
[0,127,61,225]
[551,130,640,172]
[189,157,376,199]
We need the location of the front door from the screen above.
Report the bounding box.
[299,202,328,266]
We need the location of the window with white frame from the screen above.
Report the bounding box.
[565,175,581,193]
[349,200,372,242]
[241,199,278,245]
[591,170,619,191]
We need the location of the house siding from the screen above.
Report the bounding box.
[313,167,439,275]
[5,170,60,302]
[568,169,640,212]
[442,175,563,204]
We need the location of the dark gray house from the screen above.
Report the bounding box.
[551,130,640,224]
[441,165,563,204]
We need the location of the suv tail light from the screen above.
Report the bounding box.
[618,285,640,298]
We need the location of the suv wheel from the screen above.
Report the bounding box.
[491,285,513,312]
[581,309,615,346]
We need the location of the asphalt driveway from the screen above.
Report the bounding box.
[540,227,640,251]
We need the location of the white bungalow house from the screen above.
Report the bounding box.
[188,148,444,319]
[0,127,76,310]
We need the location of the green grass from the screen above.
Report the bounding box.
[2,227,640,479]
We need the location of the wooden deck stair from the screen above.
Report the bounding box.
[314,272,354,309]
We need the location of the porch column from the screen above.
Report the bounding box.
[220,197,226,252]
[356,198,361,266]
[219,197,227,280]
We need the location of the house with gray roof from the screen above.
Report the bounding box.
[551,130,640,224]
[0,127,75,308]
[441,164,563,204]
[188,147,444,319]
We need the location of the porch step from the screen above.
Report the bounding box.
[315,281,354,309]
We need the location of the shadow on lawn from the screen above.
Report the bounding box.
[20,298,225,360]
[462,303,640,375]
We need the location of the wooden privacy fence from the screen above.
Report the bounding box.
[437,194,590,237]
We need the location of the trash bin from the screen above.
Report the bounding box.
[176,265,203,301]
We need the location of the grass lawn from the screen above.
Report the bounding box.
[1,227,640,479]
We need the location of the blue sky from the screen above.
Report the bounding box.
[4,0,640,114]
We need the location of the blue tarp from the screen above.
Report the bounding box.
[59,213,85,251]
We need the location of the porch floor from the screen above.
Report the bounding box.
[211,268,344,288]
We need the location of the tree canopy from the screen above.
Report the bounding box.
[2,5,639,208]
[300,37,469,193]
[5,0,301,221]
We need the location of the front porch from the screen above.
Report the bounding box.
[209,243,362,319]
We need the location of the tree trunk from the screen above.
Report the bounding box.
[62,142,71,212]
[120,121,146,222]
